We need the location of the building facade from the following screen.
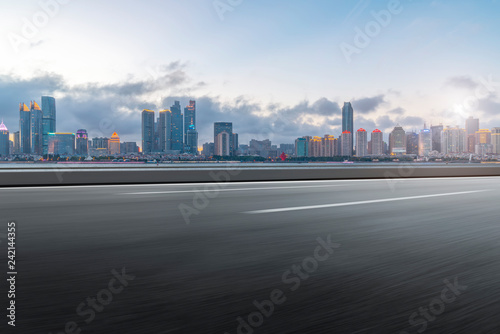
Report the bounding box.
[184,100,196,145]
[142,109,155,154]
[356,128,367,156]
[19,103,31,154]
[48,133,75,155]
[389,125,407,155]
[418,129,432,156]
[109,132,120,156]
[371,129,384,155]
[76,129,89,156]
[0,121,9,157]
[42,96,56,155]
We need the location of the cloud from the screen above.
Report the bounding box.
[446,76,479,90]
[388,107,406,115]
[352,95,385,114]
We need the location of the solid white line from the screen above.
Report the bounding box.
[121,184,346,195]
[0,176,498,191]
[244,190,491,214]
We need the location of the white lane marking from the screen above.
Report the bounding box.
[244,190,491,214]
[0,176,498,191]
[121,184,347,195]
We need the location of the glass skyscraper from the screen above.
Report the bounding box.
[170,101,184,151]
[47,133,75,156]
[342,102,354,134]
[30,101,43,155]
[42,96,56,155]
[19,103,31,154]
[159,109,171,152]
[142,110,155,153]
[0,121,9,157]
[184,100,196,145]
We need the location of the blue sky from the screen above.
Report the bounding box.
[1,0,500,145]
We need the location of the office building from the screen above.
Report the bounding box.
[418,128,432,156]
[109,132,120,156]
[295,137,308,157]
[186,125,198,154]
[158,109,171,152]
[0,121,9,157]
[430,125,443,153]
[215,131,231,156]
[465,116,479,136]
[492,128,500,155]
[170,101,183,151]
[475,129,492,155]
[214,122,234,156]
[341,131,353,156]
[389,125,406,155]
[42,96,56,155]
[406,132,419,155]
[30,101,43,155]
[47,133,75,155]
[371,129,384,155]
[142,109,155,154]
[76,129,89,156]
[441,126,466,154]
[202,142,215,157]
[356,128,367,156]
[184,100,196,145]
[342,102,354,154]
[19,103,31,154]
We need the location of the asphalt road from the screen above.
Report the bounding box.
[1,176,499,333]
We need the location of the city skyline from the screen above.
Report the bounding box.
[1,1,500,146]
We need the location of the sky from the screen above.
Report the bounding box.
[1,0,500,145]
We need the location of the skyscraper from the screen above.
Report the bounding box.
[42,96,56,155]
[76,129,89,156]
[492,128,500,155]
[465,116,479,136]
[159,109,171,152]
[342,102,354,155]
[430,125,443,153]
[406,132,419,155]
[355,128,367,156]
[0,120,9,157]
[142,109,155,153]
[214,122,233,156]
[441,126,466,154]
[418,128,432,156]
[389,125,406,155]
[170,101,183,151]
[295,137,308,157]
[371,129,383,155]
[341,131,353,156]
[186,125,199,155]
[30,101,43,155]
[184,100,196,145]
[322,135,336,157]
[475,129,492,155]
[215,131,231,156]
[109,132,120,156]
[19,103,31,154]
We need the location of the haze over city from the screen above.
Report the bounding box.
[1,0,500,145]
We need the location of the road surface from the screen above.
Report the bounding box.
[0,176,499,333]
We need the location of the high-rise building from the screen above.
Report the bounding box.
[295,137,308,157]
[47,133,75,155]
[186,125,198,155]
[342,102,354,154]
[202,142,215,157]
[76,129,89,156]
[406,132,419,155]
[355,128,367,156]
[184,100,196,145]
[418,129,432,156]
[13,131,20,154]
[170,101,183,151]
[430,125,443,153]
[30,101,43,155]
[389,125,406,155]
[475,129,492,155]
[0,121,9,157]
[322,135,336,157]
[441,126,466,154]
[215,131,231,156]
[492,128,500,155]
[158,109,171,152]
[309,137,322,157]
[19,103,31,154]
[341,131,353,156]
[214,122,234,156]
[371,129,384,155]
[465,116,479,136]
[142,109,155,154]
[42,96,56,155]
[109,132,120,156]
